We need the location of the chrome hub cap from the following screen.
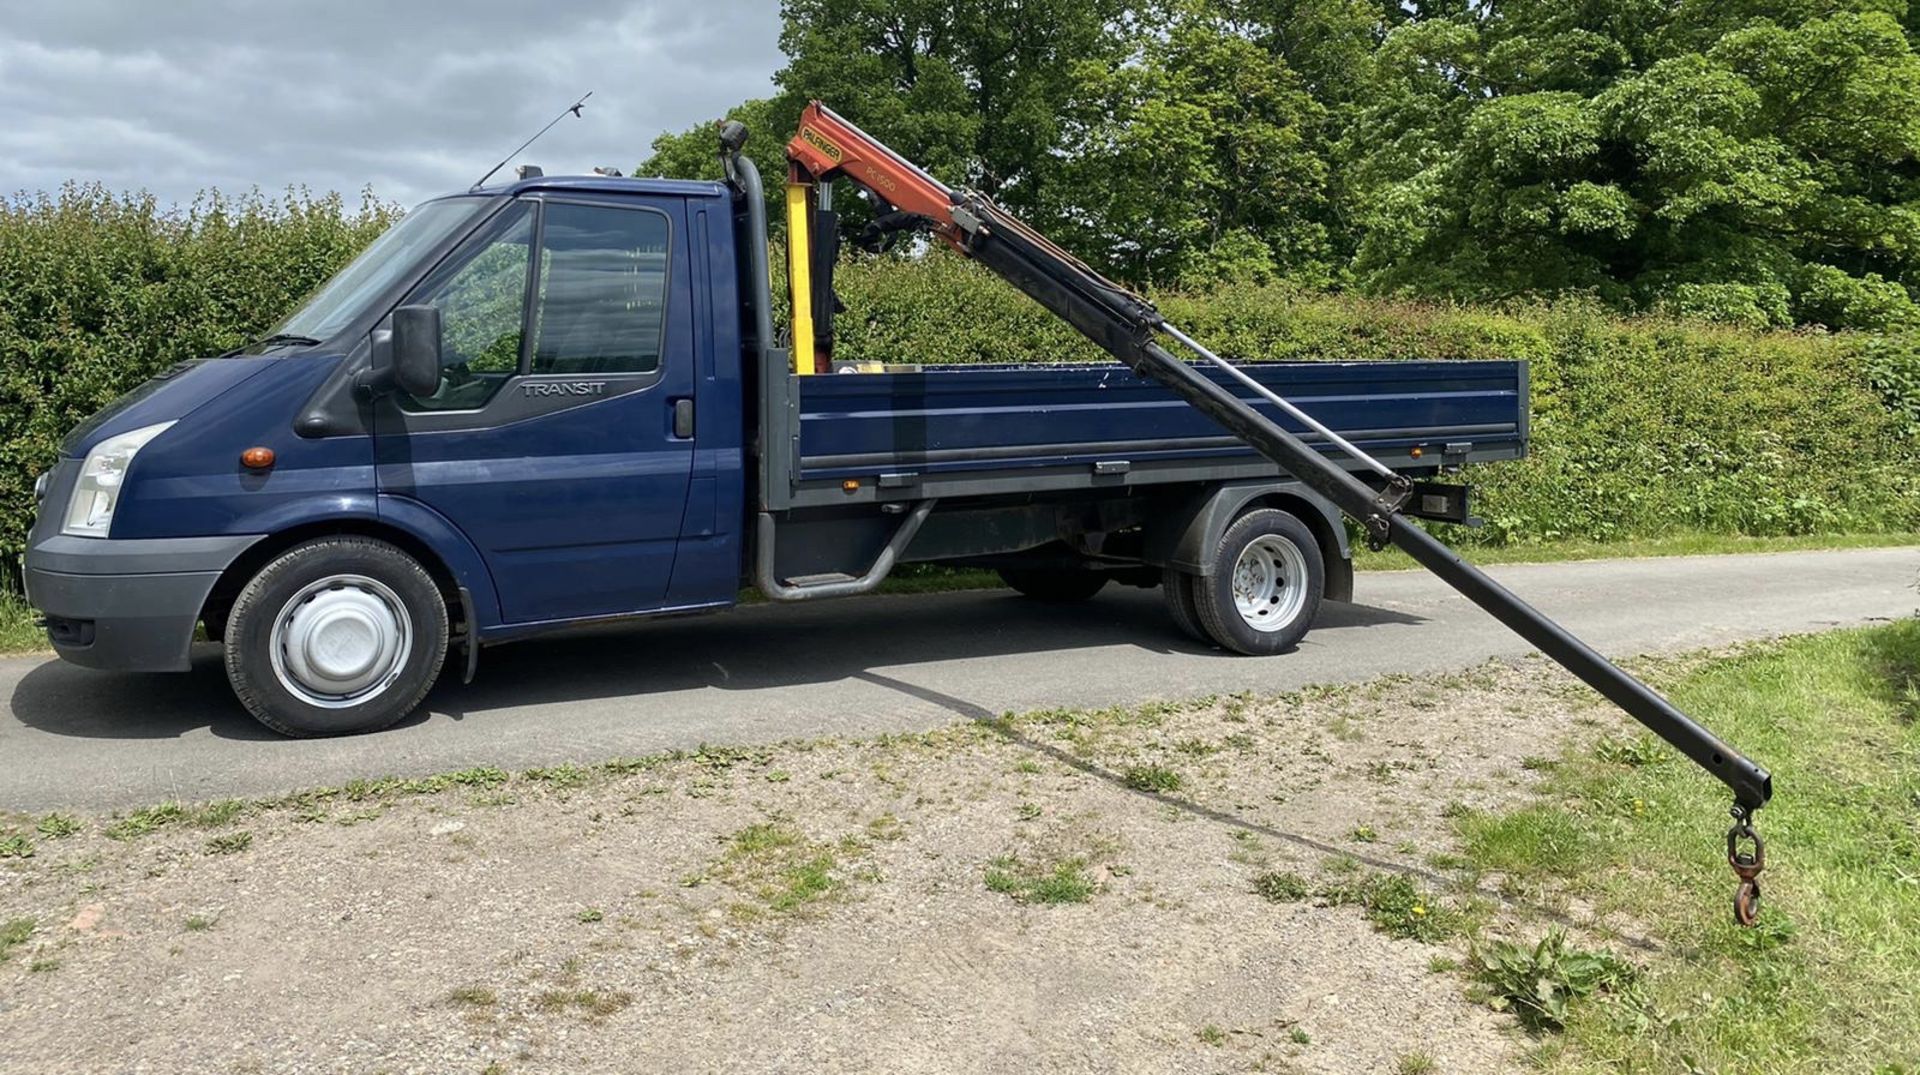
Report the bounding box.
[1231,534,1308,633]
[269,574,411,707]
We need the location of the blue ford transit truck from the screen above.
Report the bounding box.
[22,168,1526,737]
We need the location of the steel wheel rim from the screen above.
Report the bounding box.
[1230,534,1308,633]
[268,574,412,708]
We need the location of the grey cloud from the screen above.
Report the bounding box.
[0,0,783,207]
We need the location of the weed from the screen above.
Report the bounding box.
[1122,764,1183,793]
[522,763,590,789]
[984,855,1096,904]
[1349,824,1379,843]
[535,989,633,1019]
[192,799,246,828]
[203,831,253,855]
[1289,1027,1310,1046]
[714,822,846,913]
[1427,955,1459,974]
[183,915,214,932]
[36,813,80,839]
[1252,871,1310,903]
[1015,802,1043,821]
[1471,929,1637,1031]
[1318,872,1463,943]
[1197,1024,1227,1046]
[1593,735,1668,769]
[576,909,604,924]
[0,833,31,859]
[1013,758,1044,775]
[0,918,33,961]
[106,802,186,840]
[28,958,59,973]
[1394,1051,1436,1074]
[448,985,498,1008]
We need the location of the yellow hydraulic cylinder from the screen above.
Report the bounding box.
[785,182,815,375]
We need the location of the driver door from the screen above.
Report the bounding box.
[372,193,698,624]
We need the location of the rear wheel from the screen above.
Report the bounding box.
[1162,568,1210,643]
[224,537,448,737]
[1192,508,1324,656]
[997,567,1109,603]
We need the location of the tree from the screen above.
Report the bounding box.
[638,97,794,224]
[1347,1,1920,329]
[1054,4,1337,285]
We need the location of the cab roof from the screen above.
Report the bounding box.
[486,174,729,200]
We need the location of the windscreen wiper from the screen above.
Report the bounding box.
[220,333,323,357]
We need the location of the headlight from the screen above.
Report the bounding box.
[63,421,175,538]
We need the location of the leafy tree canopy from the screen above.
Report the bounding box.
[640,0,1920,329]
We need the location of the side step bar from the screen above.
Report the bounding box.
[753,500,937,601]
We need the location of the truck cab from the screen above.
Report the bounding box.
[26,176,748,732]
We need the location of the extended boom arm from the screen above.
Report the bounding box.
[777,101,1773,925]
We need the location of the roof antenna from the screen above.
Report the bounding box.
[471,91,592,191]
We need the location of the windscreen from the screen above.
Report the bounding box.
[272,198,489,343]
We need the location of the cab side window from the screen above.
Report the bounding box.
[400,205,533,411]
[530,203,669,377]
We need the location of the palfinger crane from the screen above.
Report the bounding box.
[761,101,1771,925]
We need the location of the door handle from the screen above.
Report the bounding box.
[672,397,695,439]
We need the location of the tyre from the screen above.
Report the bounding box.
[1162,568,1210,643]
[1192,508,1324,656]
[997,567,1109,602]
[224,537,448,737]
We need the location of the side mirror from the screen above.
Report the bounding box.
[389,305,444,398]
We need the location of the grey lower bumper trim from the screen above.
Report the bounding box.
[26,567,221,672]
[21,533,260,673]
[27,533,264,576]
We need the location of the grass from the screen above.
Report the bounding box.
[1,534,1904,659]
[826,533,1920,608]
[1252,870,1310,903]
[984,854,1098,904]
[0,592,41,654]
[202,831,253,855]
[0,917,33,962]
[1351,530,1917,572]
[535,988,634,1019]
[1452,622,1920,1071]
[36,813,80,839]
[1121,764,1183,793]
[713,822,845,913]
[447,985,498,1009]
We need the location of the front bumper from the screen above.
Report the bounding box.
[24,532,263,672]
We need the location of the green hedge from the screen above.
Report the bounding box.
[828,255,1920,546]
[1,196,1912,594]
[0,185,396,588]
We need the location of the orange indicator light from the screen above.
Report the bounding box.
[241,447,276,470]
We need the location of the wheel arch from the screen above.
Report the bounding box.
[198,503,496,641]
[1143,480,1352,602]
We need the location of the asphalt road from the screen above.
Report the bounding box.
[1,547,1912,813]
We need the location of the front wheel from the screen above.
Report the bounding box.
[1192,509,1324,656]
[224,537,448,737]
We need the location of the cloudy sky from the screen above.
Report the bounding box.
[0,0,784,208]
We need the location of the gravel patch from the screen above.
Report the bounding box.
[0,657,1616,1074]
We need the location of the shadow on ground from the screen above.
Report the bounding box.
[8,587,1422,741]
